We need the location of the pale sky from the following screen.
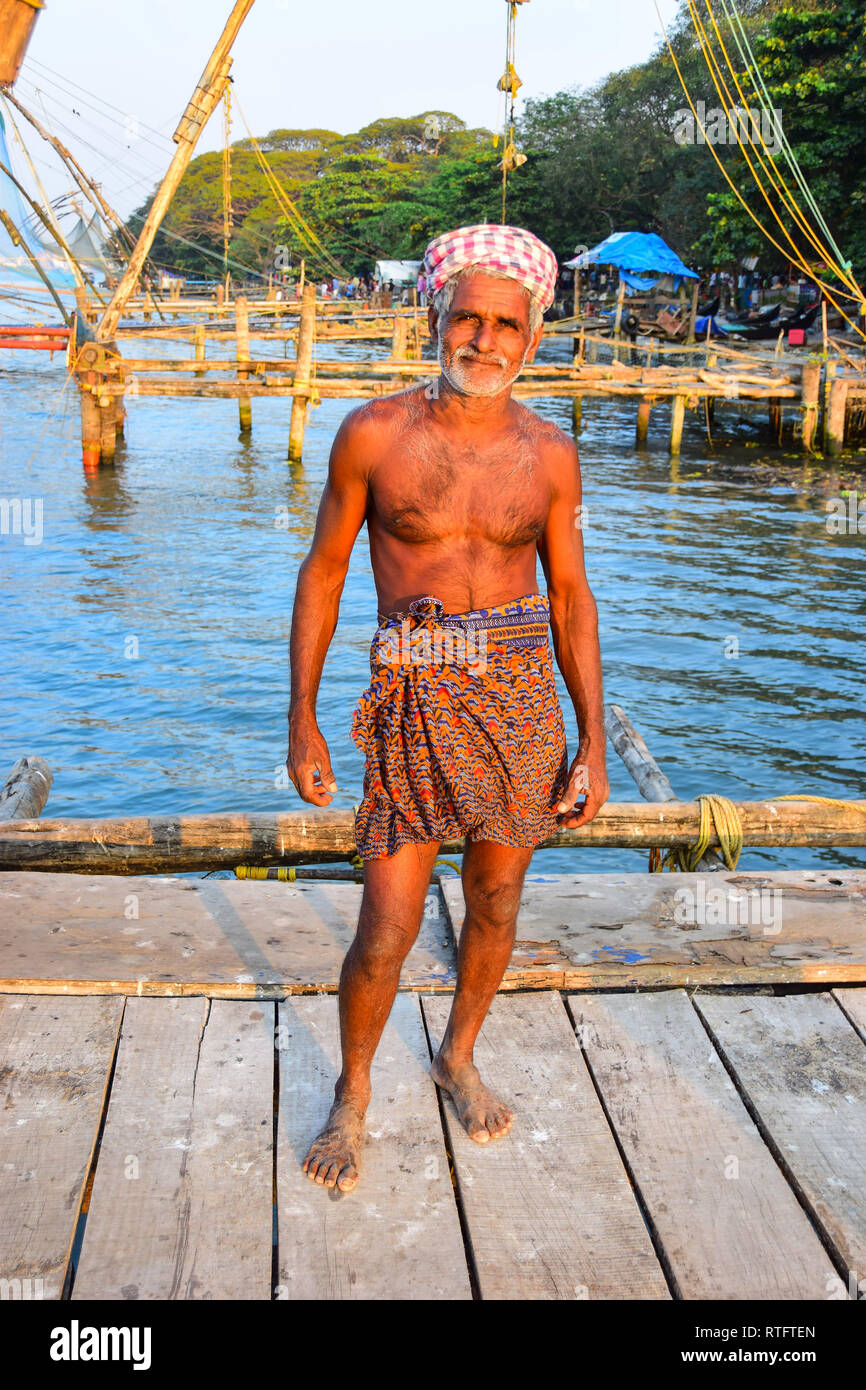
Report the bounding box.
[10,0,681,217]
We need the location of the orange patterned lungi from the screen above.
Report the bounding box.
[351,592,569,860]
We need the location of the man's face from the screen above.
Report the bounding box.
[430,272,543,398]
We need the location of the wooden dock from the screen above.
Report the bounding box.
[1,867,864,1300]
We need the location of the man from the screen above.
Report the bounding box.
[287,223,608,1194]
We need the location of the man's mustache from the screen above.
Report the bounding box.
[453,345,509,368]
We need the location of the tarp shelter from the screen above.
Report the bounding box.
[564,232,698,293]
[375,259,421,285]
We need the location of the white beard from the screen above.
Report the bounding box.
[437,339,527,398]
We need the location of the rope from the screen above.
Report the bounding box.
[433,858,462,876]
[648,791,866,873]
[650,793,743,872]
[222,80,233,293]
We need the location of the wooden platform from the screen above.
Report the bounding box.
[1,869,864,1299]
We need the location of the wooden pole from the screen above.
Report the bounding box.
[605,703,726,870]
[572,270,581,365]
[826,376,848,455]
[235,294,252,432]
[822,360,836,453]
[0,757,52,821]
[612,279,625,362]
[801,360,821,451]
[96,0,257,341]
[686,279,699,344]
[768,397,782,442]
[288,282,316,462]
[79,383,102,472]
[2,800,865,873]
[669,394,686,454]
[194,322,206,378]
[635,397,652,446]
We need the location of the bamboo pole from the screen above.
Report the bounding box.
[235,294,252,431]
[97,0,257,341]
[0,800,864,873]
[288,282,316,462]
[686,280,699,344]
[801,360,821,450]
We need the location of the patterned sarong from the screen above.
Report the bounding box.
[351,592,569,860]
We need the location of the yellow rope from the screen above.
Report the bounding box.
[775,794,866,812]
[433,858,462,876]
[650,793,743,872]
[222,80,233,292]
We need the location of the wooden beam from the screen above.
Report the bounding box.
[0,755,52,820]
[97,0,257,340]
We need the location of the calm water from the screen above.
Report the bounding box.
[2,327,865,874]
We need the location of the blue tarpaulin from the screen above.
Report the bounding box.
[564,232,698,292]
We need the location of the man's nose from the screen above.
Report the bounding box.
[472,320,497,353]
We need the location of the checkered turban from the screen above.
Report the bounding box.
[422,224,558,314]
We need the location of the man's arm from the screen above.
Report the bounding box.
[287,410,371,806]
[537,432,609,828]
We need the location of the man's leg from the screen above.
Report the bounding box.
[430,839,533,1143]
[302,838,441,1191]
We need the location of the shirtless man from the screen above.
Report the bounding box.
[287,225,608,1194]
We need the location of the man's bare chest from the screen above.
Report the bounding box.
[369,435,550,548]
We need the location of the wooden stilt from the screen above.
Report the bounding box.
[636,397,652,446]
[79,385,101,471]
[288,283,316,463]
[99,395,117,461]
[801,361,820,451]
[669,395,686,455]
[612,280,625,363]
[768,397,782,443]
[572,395,582,435]
[826,377,848,455]
[235,295,252,432]
[686,280,699,344]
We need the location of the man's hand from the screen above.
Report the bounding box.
[555,736,609,829]
[287,717,338,806]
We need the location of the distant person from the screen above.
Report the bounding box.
[417,270,428,307]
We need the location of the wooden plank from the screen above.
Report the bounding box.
[422,991,669,1300]
[833,987,866,1044]
[73,998,274,1299]
[568,990,846,1299]
[276,993,470,1300]
[695,992,866,1284]
[0,994,123,1300]
[0,874,454,995]
[442,870,866,990]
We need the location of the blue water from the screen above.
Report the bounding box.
[2,326,865,873]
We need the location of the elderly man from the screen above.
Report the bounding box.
[287,224,608,1194]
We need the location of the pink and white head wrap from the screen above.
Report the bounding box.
[422,223,558,314]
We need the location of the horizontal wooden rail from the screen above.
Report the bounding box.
[0,800,863,873]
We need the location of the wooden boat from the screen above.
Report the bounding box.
[716,302,820,341]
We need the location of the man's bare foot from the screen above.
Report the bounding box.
[302,1098,367,1192]
[430,1053,514,1144]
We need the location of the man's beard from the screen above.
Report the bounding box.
[437,340,527,398]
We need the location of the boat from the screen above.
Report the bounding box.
[715,302,820,341]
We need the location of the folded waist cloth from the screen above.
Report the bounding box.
[351,592,568,859]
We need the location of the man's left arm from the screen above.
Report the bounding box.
[537,433,609,828]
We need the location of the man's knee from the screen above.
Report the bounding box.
[353,906,421,970]
[463,874,523,932]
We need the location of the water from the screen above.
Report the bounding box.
[2,326,865,874]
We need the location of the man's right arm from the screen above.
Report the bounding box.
[287,411,371,806]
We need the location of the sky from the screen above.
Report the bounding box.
[8,0,681,218]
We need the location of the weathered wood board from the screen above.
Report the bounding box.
[0,873,454,995]
[422,991,670,1300]
[276,993,471,1300]
[695,992,866,1283]
[0,994,123,1299]
[443,870,866,989]
[833,986,866,1044]
[73,998,274,1299]
[567,990,846,1299]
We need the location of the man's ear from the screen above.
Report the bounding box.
[427,304,439,344]
[522,321,545,364]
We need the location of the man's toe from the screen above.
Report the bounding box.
[337,1164,358,1192]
